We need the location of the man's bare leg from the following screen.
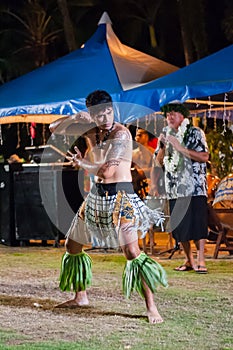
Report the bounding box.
[55,238,89,308]
[121,238,163,324]
[142,280,163,324]
[195,239,207,273]
[179,241,197,270]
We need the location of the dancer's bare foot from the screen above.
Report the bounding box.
[147,306,164,324]
[55,291,89,308]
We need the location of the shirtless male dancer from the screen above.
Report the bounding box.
[49,90,168,324]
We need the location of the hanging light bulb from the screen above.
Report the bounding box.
[203,111,207,131]
[42,124,46,145]
[16,123,21,148]
[153,113,157,136]
[222,93,227,134]
[214,111,217,131]
[145,114,149,130]
[208,96,212,118]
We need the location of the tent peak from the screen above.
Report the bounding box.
[98,12,112,25]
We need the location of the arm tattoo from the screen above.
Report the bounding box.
[114,130,132,140]
[105,130,132,161]
[97,159,120,177]
[104,160,120,168]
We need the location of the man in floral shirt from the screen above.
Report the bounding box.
[152,103,209,273]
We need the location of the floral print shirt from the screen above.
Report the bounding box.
[164,126,208,199]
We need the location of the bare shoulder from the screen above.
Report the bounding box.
[112,123,132,140]
[84,126,97,142]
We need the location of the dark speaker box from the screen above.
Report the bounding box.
[13,170,59,241]
[38,167,84,236]
[0,164,17,245]
[13,167,84,242]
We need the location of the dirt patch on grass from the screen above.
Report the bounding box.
[0,298,143,340]
[0,246,147,344]
[1,245,232,349]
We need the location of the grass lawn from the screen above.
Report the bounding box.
[0,244,232,350]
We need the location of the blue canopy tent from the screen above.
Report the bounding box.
[121,44,233,123]
[1,12,232,125]
[0,12,177,124]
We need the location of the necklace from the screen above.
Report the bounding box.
[164,118,190,172]
[96,122,115,149]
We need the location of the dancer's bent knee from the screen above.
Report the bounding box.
[65,238,83,255]
[122,252,168,299]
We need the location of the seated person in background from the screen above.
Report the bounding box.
[150,138,166,198]
[150,156,165,198]
[132,128,155,198]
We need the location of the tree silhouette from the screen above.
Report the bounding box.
[177,0,208,65]
[0,0,63,80]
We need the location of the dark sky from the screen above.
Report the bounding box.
[80,0,231,68]
[0,0,232,73]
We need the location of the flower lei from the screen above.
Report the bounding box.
[164,118,190,172]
